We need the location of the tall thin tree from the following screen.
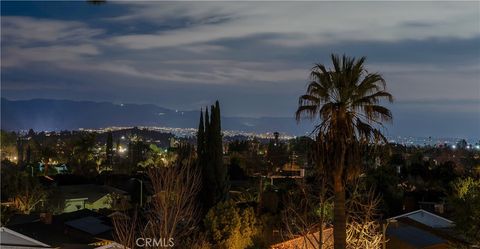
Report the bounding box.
[197,109,205,161]
[197,101,228,212]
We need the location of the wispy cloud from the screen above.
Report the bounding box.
[1,16,103,67]
[108,2,480,49]
[54,59,307,85]
[3,44,99,67]
[2,16,103,44]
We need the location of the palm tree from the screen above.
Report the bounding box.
[296,54,393,249]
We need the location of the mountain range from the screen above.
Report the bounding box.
[1,98,312,135]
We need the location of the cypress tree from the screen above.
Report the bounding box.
[204,107,210,147]
[209,104,216,170]
[196,107,207,208]
[208,104,218,205]
[197,101,230,212]
[213,101,229,201]
[215,101,221,131]
[199,107,213,211]
[197,109,205,159]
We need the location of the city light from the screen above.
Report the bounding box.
[75,126,295,140]
[118,146,127,153]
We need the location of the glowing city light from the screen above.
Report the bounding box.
[118,146,127,153]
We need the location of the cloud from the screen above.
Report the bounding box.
[1,16,103,68]
[0,14,304,85]
[392,99,480,113]
[55,59,307,85]
[2,16,103,45]
[108,2,480,49]
[180,44,227,54]
[2,44,99,67]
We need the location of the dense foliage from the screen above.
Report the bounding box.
[449,177,480,244]
[204,200,258,249]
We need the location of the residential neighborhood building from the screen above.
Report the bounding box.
[386,209,466,249]
[5,209,117,249]
[58,184,129,213]
[0,227,53,249]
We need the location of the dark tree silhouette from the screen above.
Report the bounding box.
[296,54,393,249]
[197,101,229,212]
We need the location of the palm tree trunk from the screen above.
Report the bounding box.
[319,177,326,249]
[333,174,347,249]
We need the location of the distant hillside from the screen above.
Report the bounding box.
[1,98,312,135]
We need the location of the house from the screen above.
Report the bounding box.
[388,209,454,229]
[0,227,53,249]
[57,184,129,213]
[387,224,450,249]
[270,227,333,249]
[64,216,113,243]
[94,242,126,249]
[386,209,466,249]
[6,209,117,248]
[268,162,306,185]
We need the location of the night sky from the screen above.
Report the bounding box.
[1,1,479,138]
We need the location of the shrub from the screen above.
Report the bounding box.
[204,200,257,249]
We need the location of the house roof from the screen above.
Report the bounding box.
[94,242,126,249]
[389,209,454,228]
[7,214,41,226]
[58,184,127,204]
[65,216,112,236]
[0,227,52,248]
[7,221,88,247]
[387,225,446,248]
[6,210,113,247]
[270,227,334,249]
[55,209,104,223]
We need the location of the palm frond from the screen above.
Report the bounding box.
[296,54,393,146]
[353,91,393,106]
[295,105,319,121]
